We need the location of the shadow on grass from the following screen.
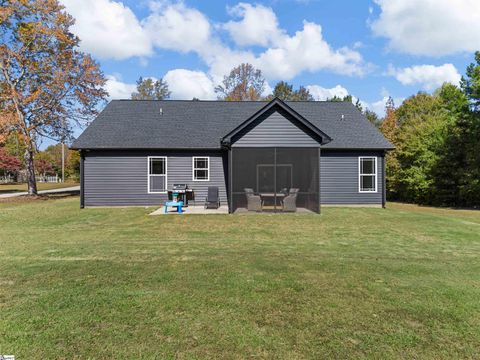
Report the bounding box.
[0,191,79,204]
[0,189,24,194]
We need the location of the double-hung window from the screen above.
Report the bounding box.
[359,157,377,193]
[148,157,167,193]
[193,157,209,181]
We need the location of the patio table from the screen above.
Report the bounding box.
[259,193,285,198]
[259,193,285,207]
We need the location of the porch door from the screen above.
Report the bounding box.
[231,148,275,211]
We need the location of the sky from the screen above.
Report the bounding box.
[59,0,480,118]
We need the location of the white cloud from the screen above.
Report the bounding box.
[256,21,368,80]
[364,96,405,117]
[370,0,480,56]
[64,0,369,91]
[61,0,152,59]
[143,1,211,53]
[105,74,136,99]
[144,1,368,81]
[163,69,216,99]
[306,84,349,100]
[223,3,283,47]
[388,64,461,90]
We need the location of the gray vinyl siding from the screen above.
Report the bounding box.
[232,110,321,147]
[320,150,384,205]
[84,150,227,206]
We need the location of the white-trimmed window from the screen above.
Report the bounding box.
[359,157,377,193]
[193,157,209,181]
[148,157,167,193]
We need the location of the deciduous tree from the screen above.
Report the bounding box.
[266,81,314,101]
[215,63,265,101]
[131,77,170,100]
[379,97,401,198]
[0,147,21,177]
[0,0,107,194]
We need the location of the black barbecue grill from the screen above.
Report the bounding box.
[169,184,195,206]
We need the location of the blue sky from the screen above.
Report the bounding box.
[60,0,479,118]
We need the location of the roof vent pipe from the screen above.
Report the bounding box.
[159,108,163,115]
[341,114,345,121]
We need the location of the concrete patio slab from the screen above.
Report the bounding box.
[149,205,229,215]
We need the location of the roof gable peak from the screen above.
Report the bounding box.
[221,97,332,147]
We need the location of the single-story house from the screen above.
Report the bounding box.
[72,98,393,213]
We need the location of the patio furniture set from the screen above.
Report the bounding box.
[244,188,299,212]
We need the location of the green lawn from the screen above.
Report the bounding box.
[0,182,79,194]
[1,197,479,359]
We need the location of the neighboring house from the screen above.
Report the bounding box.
[72,98,393,213]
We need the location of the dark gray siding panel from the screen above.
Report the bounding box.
[320,150,384,205]
[84,150,227,206]
[232,110,321,147]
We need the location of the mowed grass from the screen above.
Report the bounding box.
[0,182,79,194]
[0,197,479,359]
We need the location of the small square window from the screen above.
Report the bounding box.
[193,157,209,181]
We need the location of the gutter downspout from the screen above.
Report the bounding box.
[80,150,85,209]
[228,148,233,214]
[382,151,386,208]
[318,147,321,214]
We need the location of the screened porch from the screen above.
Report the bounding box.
[230,148,320,213]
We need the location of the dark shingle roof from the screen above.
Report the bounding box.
[72,100,393,150]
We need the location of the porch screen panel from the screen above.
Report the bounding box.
[231,148,274,212]
[231,147,319,213]
[276,148,319,213]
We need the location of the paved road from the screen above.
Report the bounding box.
[0,186,80,198]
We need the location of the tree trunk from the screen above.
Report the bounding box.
[25,147,37,195]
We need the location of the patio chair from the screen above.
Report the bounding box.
[282,189,298,212]
[244,188,263,212]
[205,186,220,209]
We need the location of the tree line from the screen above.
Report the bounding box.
[379,53,480,207]
[1,1,479,207]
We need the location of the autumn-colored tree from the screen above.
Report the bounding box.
[0,147,22,177]
[67,149,80,180]
[34,157,55,179]
[380,97,397,143]
[0,0,107,195]
[379,97,401,198]
[215,63,265,101]
[36,143,80,180]
[131,77,170,100]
